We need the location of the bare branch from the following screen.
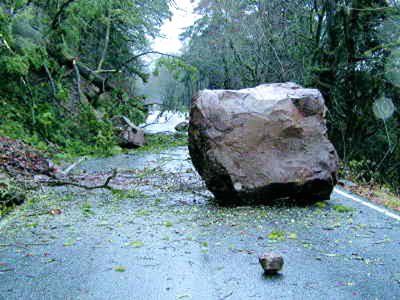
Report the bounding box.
[123,51,179,67]
[0,242,49,249]
[72,59,82,103]
[42,169,118,191]
[43,64,57,99]
[97,10,111,72]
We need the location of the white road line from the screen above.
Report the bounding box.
[334,187,400,221]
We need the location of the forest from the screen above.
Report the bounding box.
[0,0,399,194]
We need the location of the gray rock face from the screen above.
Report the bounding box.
[188,82,339,205]
[111,116,145,148]
[258,253,284,275]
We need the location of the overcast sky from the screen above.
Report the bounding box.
[153,0,199,54]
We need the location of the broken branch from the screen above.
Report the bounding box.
[0,242,49,249]
[41,169,118,191]
[61,157,87,176]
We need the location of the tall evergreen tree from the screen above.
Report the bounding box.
[178,0,400,191]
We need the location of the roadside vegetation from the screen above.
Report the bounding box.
[138,132,188,153]
[0,0,173,156]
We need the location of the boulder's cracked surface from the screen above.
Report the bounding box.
[188,82,339,205]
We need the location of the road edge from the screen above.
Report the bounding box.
[334,187,400,221]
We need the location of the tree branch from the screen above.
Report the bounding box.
[72,59,82,103]
[43,64,57,99]
[42,169,118,191]
[51,0,77,30]
[97,10,111,72]
[123,51,179,67]
[61,157,87,176]
[48,48,117,93]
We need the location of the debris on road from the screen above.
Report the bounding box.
[258,253,284,275]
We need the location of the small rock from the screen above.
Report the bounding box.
[175,121,189,132]
[111,115,145,148]
[258,253,284,275]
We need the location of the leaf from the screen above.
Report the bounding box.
[114,266,126,272]
[315,202,326,208]
[268,230,286,241]
[176,294,191,299]
[324,253,342,257]
[288,232,297,240]
[126,241,144,248]
[333,205,354,213]
[163,221,173,227]
[136,209,151,216]
[26,223,38,228]
[63,240,75,246]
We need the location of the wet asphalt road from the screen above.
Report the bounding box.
[1,147,400,300]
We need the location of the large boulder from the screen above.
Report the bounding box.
[188,82,339,205]
[111,116,145,148]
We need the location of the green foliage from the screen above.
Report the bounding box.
[155,57,199,82]
[373,190,400,211]
[0,0,174,157]
[314,202,327,209]
[268,230,286,241]
[101,93,147,125]
[306,1,400,193]
[138,133,188,153]
[179,0,400,193]
[347,160,378,183]
[0,55,29,75]
[333,205,354,213]
[0,93,120,156]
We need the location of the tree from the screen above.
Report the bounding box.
[0,0,173,154]
[178,0,400,191]
[307,0,400,188]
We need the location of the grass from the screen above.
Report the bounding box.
[136,133,188,153]
[344,181,400,213]
[373,190,400,212]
